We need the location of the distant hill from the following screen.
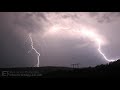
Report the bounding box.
[1,59,120,78]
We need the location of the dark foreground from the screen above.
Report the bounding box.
[1,60,120,78]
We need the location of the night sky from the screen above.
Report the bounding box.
[0,12,120,68]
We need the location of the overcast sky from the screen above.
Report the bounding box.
[0,12,120,68]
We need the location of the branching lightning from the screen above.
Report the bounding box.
[29,33,40,67]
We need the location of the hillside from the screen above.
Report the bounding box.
[1,59,120,78]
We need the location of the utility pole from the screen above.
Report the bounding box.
[71,63,80,68]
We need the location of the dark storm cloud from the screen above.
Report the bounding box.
[13,12,47,34]
[89,12,120,23]
[1,12,120,68]
[0,12,45,33]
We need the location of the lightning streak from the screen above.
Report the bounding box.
[80,29,118,62]
[97,39,117,62]
[29,33,40,67]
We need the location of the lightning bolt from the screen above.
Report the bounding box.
[28,33,40,67]
[97,39,117,62]
[80,29,118,62]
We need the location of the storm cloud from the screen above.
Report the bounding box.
[0,12,120,68]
